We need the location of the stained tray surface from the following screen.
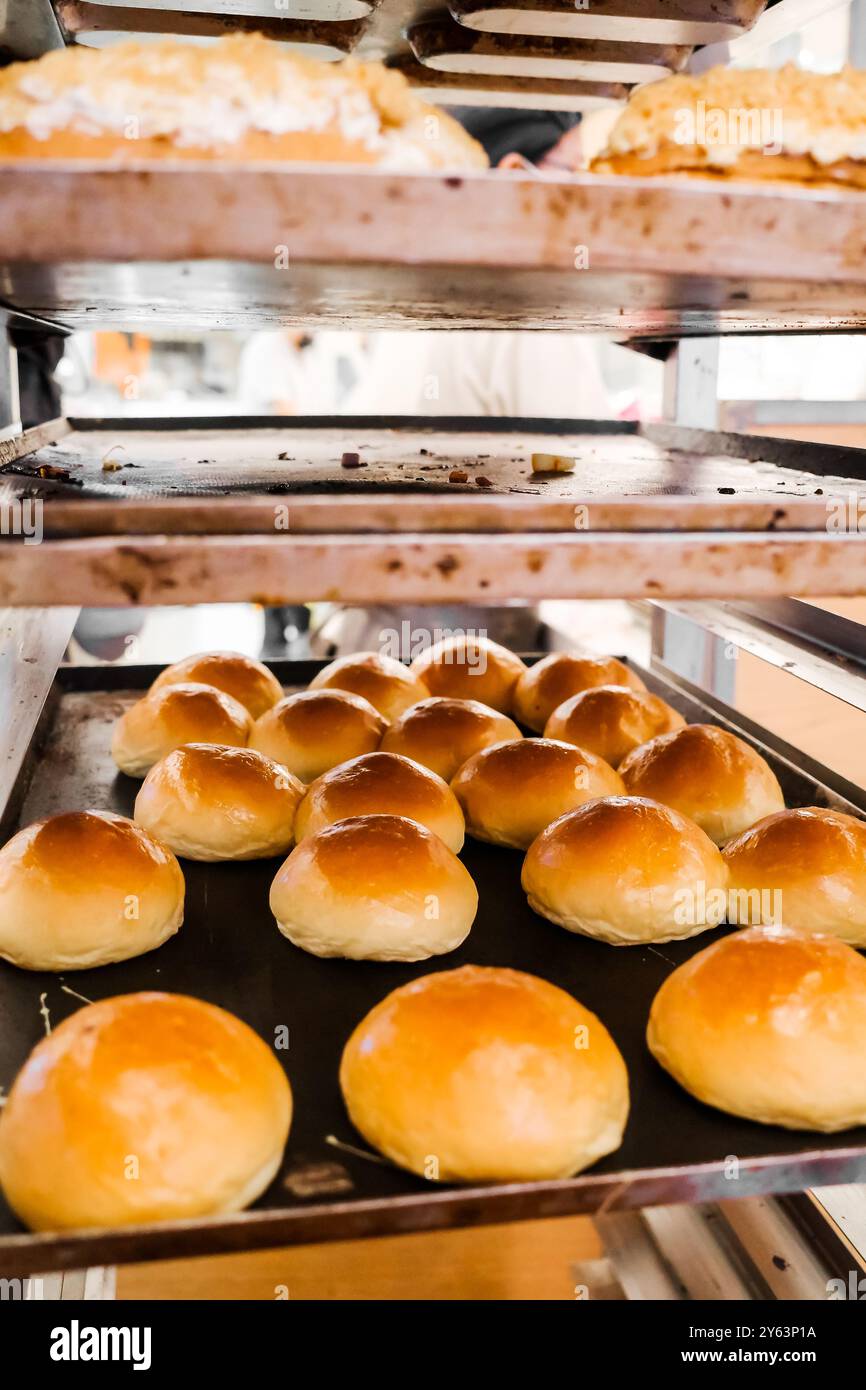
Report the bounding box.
[0,658,865,1274]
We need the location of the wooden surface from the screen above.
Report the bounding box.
[3,167,866,333]
[117,1215,600,1300]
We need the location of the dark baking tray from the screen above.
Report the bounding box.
[1,655,866,1277]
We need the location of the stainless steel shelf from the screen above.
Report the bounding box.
[4,166,866,334]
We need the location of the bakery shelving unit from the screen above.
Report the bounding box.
[2,0,866,1300]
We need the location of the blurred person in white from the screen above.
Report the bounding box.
[315,108,616,658]
[238,330,365,414]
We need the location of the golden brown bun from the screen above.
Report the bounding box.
[723,806,866,945]
[647,925,866,1131]
[380,697,521,782]
[0,811,184,972]
[309,652,429,723]
[250,689,386,784]
[592,64,866,189]
[134,743,304,861]
[451,738,624,850]
[619,724,784,846]
[513,654,647,733]
[295,751,465,853]
[151,651,283,720]
[522,796,728,945]
[544,684,685,767]
[0,992,291,1231]
[409,637,526,714]
[111,682,252,778]
[0,36,487,171]
[270,814,477,961]
[340,965,629,1181]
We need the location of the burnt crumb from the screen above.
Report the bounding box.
[815,487,824,495]
[277,451,293,461]
[267,484,292,494]
[767,507,787,530]
[386,559,402,572]
[475,476,493,489]
[772,1255,788,1272]
[36,464,72,481]
[341,452,366,469]
[419,447,431,456]
[435,555,459,577]
[449,469,469,484]
[717,486,735,495]
[444,176,463,189]
[197,459,213,465]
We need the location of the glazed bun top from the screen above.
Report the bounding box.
[409,636,526,713]
[249,688,386,783]
[380,696,521,782]
[513,654,647,732]
[544,684,685,767]
[619,723,785,845]
[150,651,283,719]
[309,651,429,723]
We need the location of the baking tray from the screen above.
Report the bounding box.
[5,165,866,336]
[3,416,866,608]
[49,0,764,93]
[1,654,866,1277]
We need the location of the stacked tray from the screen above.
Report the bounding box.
[1,655,865,1277]
[47,0,769,108]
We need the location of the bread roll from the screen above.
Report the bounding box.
[647,925,866,1131]
[522,796,728,945]
[0,992,291,1230]
[591,64,866,190]
[380,696,521,782]
[111,682,252,778]
[451,738,623,849]
[723,805,866,945]
[270,814,477,961]
[513,654,647,732]
[250,689,386,783]
[0,36,487,171]
[151,651,282,719]
[619,723,784,845]
[544,684,685,767]
[340,965,629,1181]
[409,636,526,714]
[309,652,429,723]
[295,751,464,853]
[134,743,304,861]
[0,810,184,971]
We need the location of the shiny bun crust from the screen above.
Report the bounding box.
[0,811,184,971]
[340,965,629,1181]
[151,651,283,719]
[309,652,429,723]
[647,925,866,1131]
[723,806,866,945]
[522,796,728,945]
[619,724,785,845]
[134,744,304,861]
[295,751,465,853]
[513,654,647,733]
[0,992,292,1230]
[544,685,685,767]
[111,682,252,778]
[270,814,478,961]
[380,697,521,782]
[250,689,386,783]
[409,636,526,713]
[451,738,624,849]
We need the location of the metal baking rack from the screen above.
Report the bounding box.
[2,0,866,1300]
